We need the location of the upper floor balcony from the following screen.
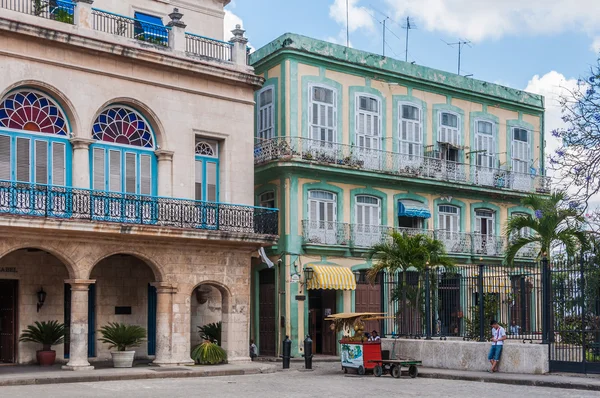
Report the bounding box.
[1,0,249,67]
[0,180,278,237]
[255,137,551,194]
[301,220,539,260]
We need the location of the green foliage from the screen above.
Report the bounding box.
[197,321,222,345]
[19,320,65,351]
[191,341,227,365]
[504,191,588,265]
[52,9,73,24]
[464,294,504,341]
[136,35,167,46]
[32,0,48,16]
[98,322,146,351]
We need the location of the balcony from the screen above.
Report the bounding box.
[0,180,278,236]
[255,137,551,194]
[1,0,245,65]
[301,220,538,259]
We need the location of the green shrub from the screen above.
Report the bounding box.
[98,322,146,351]
[19,320,65,351]
[191,341,227,365]
[198,321,222,345]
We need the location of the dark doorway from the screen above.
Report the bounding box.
[0,279,17,363]
[510,275,532,335]
[355,272,382,334]
[308,289,337,355]
[258,268,276,357]
[438,273,461,336]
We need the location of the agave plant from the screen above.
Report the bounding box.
[191,341,227,365]
[197,321,222,345]
[19,320,65,351]
[98,322,146,351]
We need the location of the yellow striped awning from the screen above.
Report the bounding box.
[306,265,356,290]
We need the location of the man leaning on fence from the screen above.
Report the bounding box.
[488,320,506,373]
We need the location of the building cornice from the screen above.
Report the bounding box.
[0,11,264,90]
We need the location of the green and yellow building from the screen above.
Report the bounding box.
[249,33,548,357]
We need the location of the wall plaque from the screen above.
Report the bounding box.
[0,267,17,273]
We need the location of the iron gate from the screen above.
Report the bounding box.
[549,257,600,373]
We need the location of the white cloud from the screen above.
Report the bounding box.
[327,0,375,47]
[385,0,600,47]
[592,37,600,54]
[223,9,253,51]
[329,0,375,33]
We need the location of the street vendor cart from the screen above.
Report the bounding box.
[326,312,421,378]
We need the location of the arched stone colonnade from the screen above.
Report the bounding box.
[0,232,252,368]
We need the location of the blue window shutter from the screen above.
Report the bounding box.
[0,135,11,180]
[92,147,105,190]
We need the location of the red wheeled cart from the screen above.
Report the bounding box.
[339,340,382,375]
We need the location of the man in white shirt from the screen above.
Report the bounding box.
[488,320,506,373]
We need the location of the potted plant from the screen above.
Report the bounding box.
[98,322,146,368]
[19,320,65,366]
[197,321,222,345]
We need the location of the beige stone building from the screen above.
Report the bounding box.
[0,0,278,368]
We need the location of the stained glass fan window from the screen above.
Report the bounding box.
[0,90,68,135]
[92,106,154,148]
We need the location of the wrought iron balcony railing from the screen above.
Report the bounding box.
[0,180,278,236]
[301,220,538,259]
[255,137,551,194]
[185,33,232,61]
[1,0,75,24]
[92,9,170,47]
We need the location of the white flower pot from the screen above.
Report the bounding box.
[111,351,136,368]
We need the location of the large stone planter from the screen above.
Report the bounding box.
[110,351,135,368]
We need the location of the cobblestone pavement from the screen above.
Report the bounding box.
[1,362,597,398]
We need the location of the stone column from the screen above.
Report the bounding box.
[63,279,95,371]
[70,138,95,189]
[230,25,249,67]
[167,8,187,53]
[155,150,174,197]
[74,0,94,29]
[152,283,193,365]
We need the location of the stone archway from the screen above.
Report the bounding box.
[189,281,233,361]
[0,248,74,364]
[89,254,161,361]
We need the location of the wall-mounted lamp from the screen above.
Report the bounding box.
[37,287,47,312]
[352,270,361,284]
[299,267,314,293]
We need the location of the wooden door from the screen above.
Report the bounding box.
[355,272,382,334]
[321,290,337,355]
[258,269,276,357]
[309,310,317,354]
[0,280,17,363]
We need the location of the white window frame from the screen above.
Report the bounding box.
[259,191,276,208]
[511,127,531,174]
[474,119,496,169]
[438,111,461,147]
[308,84,337,143]
[355,195,381,226]
[398,102,423,156]
[355,93,381,151]
[257,85,275,141]
[438,205,460,233]
[474,209,495,237]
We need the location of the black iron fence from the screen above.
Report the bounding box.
[381,263,544,342]
[1,0,75,23]
[0,180,278,235]
[549,257,600,373]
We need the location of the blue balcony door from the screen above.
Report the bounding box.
[194,139,219,202]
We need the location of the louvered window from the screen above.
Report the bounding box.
[195,138,219,202]
[438,205,460,232]
[475,120,496,168]
[309,85,336,143]
[0,135,10,180]
[512,127,530,174]
[355,95,381,150]
[257,86,275,140]
[16,137,30,182]
[52,142,66,186]
[438,112,460,146]
[399,104,422,156]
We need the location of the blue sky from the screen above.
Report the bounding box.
[224,0,600,167]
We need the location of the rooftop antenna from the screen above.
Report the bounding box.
[382,16,389,56]
[346,0,349,47]
[444,39,471,75]
[401,16,416,62]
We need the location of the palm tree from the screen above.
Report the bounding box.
[366,232,454,335]
[504,191,588,265]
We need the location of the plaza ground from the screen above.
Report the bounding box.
[2,362,599,398]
